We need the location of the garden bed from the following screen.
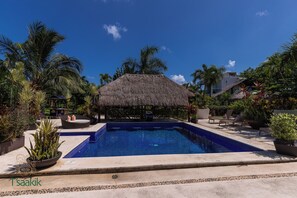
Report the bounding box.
[0,136,25,155]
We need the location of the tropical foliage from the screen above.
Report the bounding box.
[270,114,297,143]
[240,33,297,109]
[113,46,167,79]
[0,108,28,143]
[189,64,225,108]
[0,21,83,96]
[25,119,64,161]
[99,73,112,86]
[192,64,225,96]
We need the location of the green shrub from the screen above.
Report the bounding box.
[241,98,270,124]
[208,105,229,116]
[0,115,13,143]
[229,100,246,114]
[25,119,64,161]
[0,108,28,143]
[270,113,297,142]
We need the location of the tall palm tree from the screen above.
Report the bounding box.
[0,21,83,96]
[121,46,167,75]
[192,64,225,96]
[99,73,112,86]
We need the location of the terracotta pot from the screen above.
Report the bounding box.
[0,136,25,155]
[27,151,62,169]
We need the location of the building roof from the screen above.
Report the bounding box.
[98,74,194,107]
[212,78,246,98]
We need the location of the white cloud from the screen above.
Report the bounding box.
[161,45,172,53]
[103,24,127,40]
[87,76,95,80]
[256,10,269,17]
[171,74,186,85]
[226,60,236,68]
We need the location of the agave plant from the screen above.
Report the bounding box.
[25,119,64,161]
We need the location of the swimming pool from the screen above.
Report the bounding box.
[64,122,261,158]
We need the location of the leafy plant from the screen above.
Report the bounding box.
[113,46,167,79]
[25,119,64,161]
[208,105,229,116]
[270,113,297,144]
[192,64,225,97]
[0,115,13,143]
[0,21,83,96]
[229,100,246,114]
[242,98,269,124]
[0,107,28,143]
[191,114,197,120]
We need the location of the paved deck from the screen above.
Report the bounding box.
[1,120,297,197]
[2,162,297,197]
[1,120,296,178]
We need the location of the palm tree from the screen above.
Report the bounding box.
[121,46,167,75]
[99,73,112,86]
[192,64,225,96]
[0,21,83,96]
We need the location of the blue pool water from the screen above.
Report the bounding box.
[65,122,261,158]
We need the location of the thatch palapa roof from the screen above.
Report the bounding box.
[98,74,194,107]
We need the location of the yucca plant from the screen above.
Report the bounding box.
[25,119,64,161]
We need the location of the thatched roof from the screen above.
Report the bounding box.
[98,74,194,107]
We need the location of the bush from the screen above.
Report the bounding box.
[25,119,64,161]
[208,105,229,116]
[270,113,297,142]
[0,108,28,143]
[229,100,246,114]
[239,98,271,124]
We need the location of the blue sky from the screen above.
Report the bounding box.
[1,0,297,85]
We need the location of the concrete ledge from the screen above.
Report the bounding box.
[1,151,296,178]
[1,121,296,179]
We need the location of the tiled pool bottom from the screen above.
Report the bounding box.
[64,122,262,158]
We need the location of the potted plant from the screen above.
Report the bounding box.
[25,119,64,169]
[190,114,198,123]
[270,113,297,157]
[196,95,211,119]
[187,105,198,122]
[0,108,28,155]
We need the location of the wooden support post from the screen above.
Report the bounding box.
[105,107,107,120]
[98,106,101,123]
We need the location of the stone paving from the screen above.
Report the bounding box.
[1,120,297,197]
[2,162,297,197]
[1,120,295,178]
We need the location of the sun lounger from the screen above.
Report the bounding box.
[209,109,233,123]
[60,115,90,129]
[219,113,247,128]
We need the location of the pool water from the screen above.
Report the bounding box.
[70,128,231,158]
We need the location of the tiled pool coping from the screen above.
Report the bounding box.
[0,121,296,178]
